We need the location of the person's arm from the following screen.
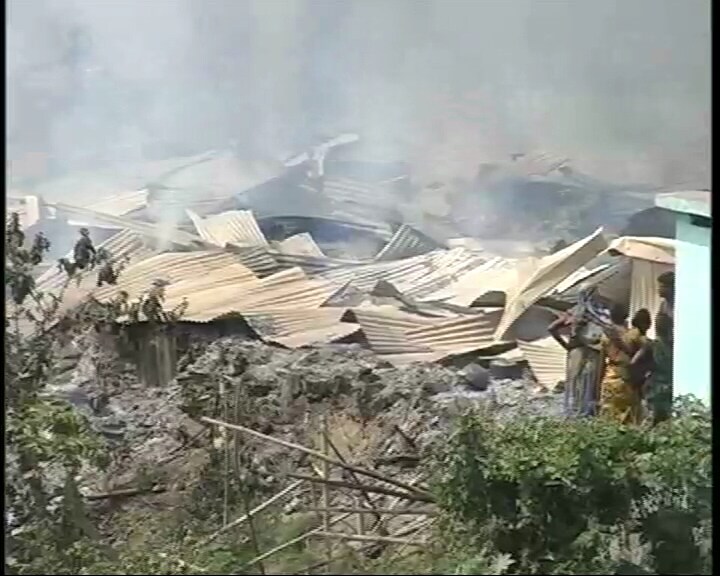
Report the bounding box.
[603,325,633,356]
[630,341,651,366]
[548,315,573,351]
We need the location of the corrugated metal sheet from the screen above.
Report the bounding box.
[274,233,325,257]
[177,267,339,322]
[242,308,359,348]
[35,229,155,294]
[187,209,268,247]
[93,250,254,303]
[629,259,674,339]
[517,336,567,391]
[607,236,676,265]
[226,244,280,277]
[495,228,608,340]
[405,309,503,355]
[552,264,612,294]
[374,224,441,261]
[269,252,354,275]
[351,306,437,355]
[49,202,205,247]
[558,259,632,306]
[87,190,148,216]
[420,257,519,306]
[320,248,484,300]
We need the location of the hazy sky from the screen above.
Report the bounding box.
[7,0,711,187]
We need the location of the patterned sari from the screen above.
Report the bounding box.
[599,327,646,425]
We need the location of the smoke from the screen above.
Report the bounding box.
[7,0,710,188]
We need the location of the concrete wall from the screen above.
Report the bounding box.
[673,214,711,404]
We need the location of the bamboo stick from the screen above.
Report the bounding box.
[320,414,331,573]
[322,429,388,535]
[239,512,352,572]
[286,472,434,503]
[313,531,427,547]
[299,507,436,516]
[201,416,432,499]
[199,480,303,545]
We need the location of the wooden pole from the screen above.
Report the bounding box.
[299,507,436,516]
[313,531,427,547]
[322,429,388,535]
[201,416,433,499]
[320,414,331,573]
[286,472,434,503]
[199,480,303,545]
[239,512,352,572]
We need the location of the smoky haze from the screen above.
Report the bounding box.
[7,0,710,189]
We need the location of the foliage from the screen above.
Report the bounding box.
[432,398,712,575]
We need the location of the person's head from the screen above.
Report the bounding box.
[80,227,90,238]
[656,313,673,342]
[609,302,629,326]
[657,271,675,300]
[631,308,652,334]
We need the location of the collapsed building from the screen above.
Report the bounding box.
[9,144,677,393]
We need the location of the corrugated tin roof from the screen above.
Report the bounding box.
[495,228,608,340]
[374,224,441,261]
[226,244,280,277]
[629,259,674,339]
[93,250,253,303]
[242,308,359,348]
[405,309,503,355]
[350,306,437,355]
[320,248,484,300]
[176,267,339,322]
[274,233,325,257]
[558,258,632,306]
[420,257,519,306]
[517,336,567,391]
[35,229,155,294]
[49,202,206,247]
[187,209,267,247]
[607,236,676,265]
[552,264,612,295]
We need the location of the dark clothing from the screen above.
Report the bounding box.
[647,338,674,424]
[73,236,96,268]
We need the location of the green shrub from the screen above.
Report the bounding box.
[432,398,712,575]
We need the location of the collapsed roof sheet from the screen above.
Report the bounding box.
[242,308,359,348]
[274,233,325,257]
[174,267,339,322]
[93,250,254,303]
[495,228,608,340]
[350,306,437,355]
[49,202,206,247]
[405,309,503,355]
[35,229,155,294]
[607,236,676,265]
[320,248,484,299]
[374,224,442,261]
[517,336,567,391]
[187,209,268,247]
[419,256,519,306]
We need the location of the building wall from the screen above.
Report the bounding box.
[674,214,711,404]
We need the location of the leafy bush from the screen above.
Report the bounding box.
[433,398,712,575]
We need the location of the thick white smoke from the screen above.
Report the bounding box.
[7,0,711,188]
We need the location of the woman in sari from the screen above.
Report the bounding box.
[548,292,604,418]
[598,304,647,425]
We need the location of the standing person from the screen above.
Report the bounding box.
[598,303,644,425]
[627,309,653,407]
[548,289,604,418]
[634,313,674,424]
[73,228,96,271]
[656,271,675,324]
